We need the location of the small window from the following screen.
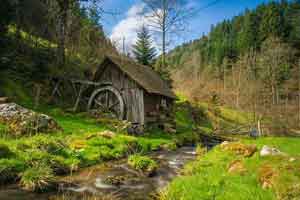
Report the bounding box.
[161,98,167,108]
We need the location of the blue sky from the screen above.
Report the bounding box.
[101,0,271,53]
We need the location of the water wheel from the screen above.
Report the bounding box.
[87,85,125,120]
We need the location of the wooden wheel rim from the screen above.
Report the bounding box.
[88,85,125,120]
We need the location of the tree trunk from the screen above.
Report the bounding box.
[57,0,70,67]
[161,0,167,69]
[298,60,300,128]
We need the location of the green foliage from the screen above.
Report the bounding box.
[128,154,158,173]
[20,164,55,192]
[132,25,157,66]
[167,1,300,72]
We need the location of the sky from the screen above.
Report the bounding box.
[100,0,272,53]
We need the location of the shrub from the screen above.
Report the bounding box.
[128,155,158,175]
[20,164,55,192]
[0,159,26,184]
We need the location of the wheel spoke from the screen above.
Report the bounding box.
[88,86,125,120]
[109,102,120,109]
[94,99,105,110]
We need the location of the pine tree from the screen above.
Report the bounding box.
[132,25,156,66]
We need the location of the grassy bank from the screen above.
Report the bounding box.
[160,137,300,200]
[0,102,202,191]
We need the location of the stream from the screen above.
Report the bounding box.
[0,146,198,200]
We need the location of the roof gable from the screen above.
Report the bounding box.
[96,56,176,99]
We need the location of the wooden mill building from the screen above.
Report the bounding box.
[89,55,176,126]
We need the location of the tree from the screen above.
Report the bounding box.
[258,37,294,105]
[0,0,14,34]
[132,25,156,66]
[142,0,192,69]
[54,0,104,67]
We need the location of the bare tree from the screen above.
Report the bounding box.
[142,0,192,69]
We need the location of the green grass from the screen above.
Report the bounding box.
[0,102,201,187]
[160,137,300,200]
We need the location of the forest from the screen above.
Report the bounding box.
[168,0,300,134]
[0,0,300,200]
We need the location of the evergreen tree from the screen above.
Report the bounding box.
[132,25,156,66]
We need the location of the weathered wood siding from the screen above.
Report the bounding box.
[96,63,144,124]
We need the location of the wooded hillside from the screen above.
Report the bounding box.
[0,0,116,100]
[167,0,300,133]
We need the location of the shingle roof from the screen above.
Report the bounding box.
[96,55,176,99]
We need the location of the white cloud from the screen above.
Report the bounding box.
[110,3,159,55]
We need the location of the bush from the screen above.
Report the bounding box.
[128,155,157,175]
[0,159,25,184]
[20,164,55,192]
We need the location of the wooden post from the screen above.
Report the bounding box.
[34,84,42,109]
[73,84,85,112]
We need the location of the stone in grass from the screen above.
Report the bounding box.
[228,160,247,175]
[260,145,286,157]
[258,164,278,190]
[85,130,116,140]
[98,130,116,139]
[0,103,61,136]
[220,141,257,157]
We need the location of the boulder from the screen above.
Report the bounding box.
[0,97,10,104]
[220,141,257,157]
[0,103,61,136]
[260,145,286,157]
[228,160,247,175]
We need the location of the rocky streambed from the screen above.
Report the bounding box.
[0,146,198,200]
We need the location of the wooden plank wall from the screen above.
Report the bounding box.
[98,63,145,124]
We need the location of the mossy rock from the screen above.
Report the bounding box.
[0,143,14,158]
[220,141,257,157]
[104,175,127,186]
[0,159,26,185]
[128,155,158,176]
[20,164,56,192]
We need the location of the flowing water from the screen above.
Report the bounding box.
[0,146,198,200]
